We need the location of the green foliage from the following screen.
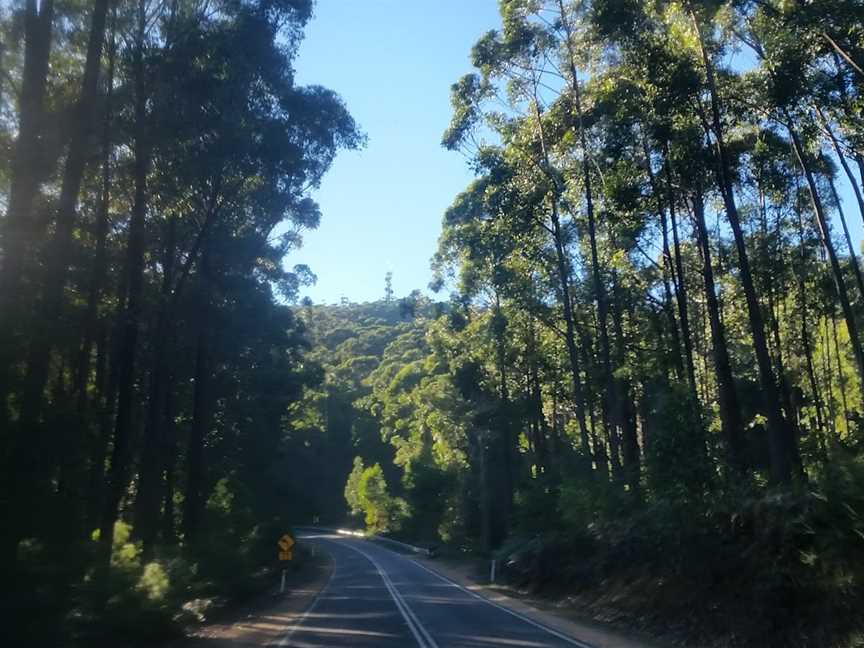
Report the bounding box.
[345,457,410,535]
[0,0,359,643]
[644,382,714,501]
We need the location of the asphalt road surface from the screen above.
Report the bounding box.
[279,531,592,648]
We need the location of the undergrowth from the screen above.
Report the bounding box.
[498,453,864,647]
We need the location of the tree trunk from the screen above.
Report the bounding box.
[0,0,55,317]
[18,0,110,441]
[763,197,804,477]
[528,92,596,475]
[787,119,864,388]
[663,145,698,395]
[529,339,551,481]
[10,3,113,559]
[76,7,117,413]
[85,320,118,534]
[491,292,514,526]
[0,0,55,562]
[691,6,794,483]
[161,374,178,544]
[549,207,596,470]
[183,262,213,546]
[691,186,746,474]
[557,0,619,479]
[640,133,684,380]
[825,170,864,303]
[830,310,852,435]
[611,273,641,496]
[822,315,838,439]
[821,31,864,81]
[135,217,178,552]
[98,0,149,564]
[798,265,826,438]
[817,106,864,230]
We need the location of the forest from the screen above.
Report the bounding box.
[2,0,864,646]
[0,0,361,644]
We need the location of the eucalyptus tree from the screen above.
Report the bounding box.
[442,44,603,474]
[589,0,749,473]
[731,0,864,393]
[128,0,360,551]
[549,0,633,485]
[684,0,802,482]
[433,162,553,533]
[442,2,645,481]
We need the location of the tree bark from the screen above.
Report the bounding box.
[691,186,746,474]
[0,0,55,317]
[557,0,619,480]
[183,253,214,546]
[640,133,684,380]
[690,5,794,483]
[528,91,597,475]
[18,0,111,438]
[663,145,698,395]
[99,0,149,564]
[787,119,864,388]
[611,273,641,496]
[135,216,178,552]
[0,0,56,550]
[491,292,514,524]
[830,310,852,434]
[161,375,179,544]
[761,199,803,479]
[10,4,114,550]
[0,0,56,564]
[825,170,864,303]
[76,7,117,413]
[798,261,826,439]
[816,106,864,230]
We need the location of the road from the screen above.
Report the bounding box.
[279,531,592,648]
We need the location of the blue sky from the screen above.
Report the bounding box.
[290,0,500,305]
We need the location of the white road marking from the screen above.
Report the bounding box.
[277,560,337,646]
[409,558,594,648]
[340,541,439,648]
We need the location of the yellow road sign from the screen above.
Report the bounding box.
[278,534,295,560]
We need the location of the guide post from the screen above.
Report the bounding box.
[277,534,295,594]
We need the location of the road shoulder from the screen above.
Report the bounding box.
[171,553,334,648]
[413,556,670,648]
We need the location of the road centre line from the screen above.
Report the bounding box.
[340,540,439,648]
[409,558,594,648]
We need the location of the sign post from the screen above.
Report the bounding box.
[277,533,295,594]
